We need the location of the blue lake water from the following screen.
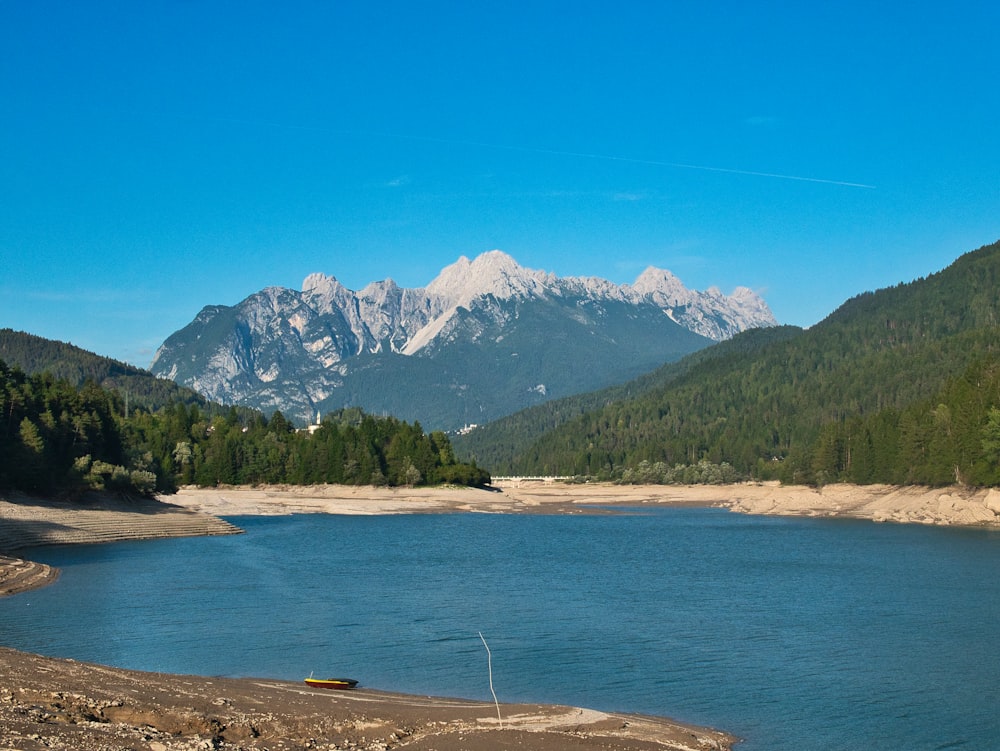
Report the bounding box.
[3,507,999,750]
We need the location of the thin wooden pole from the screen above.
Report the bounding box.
[479,631,502,728]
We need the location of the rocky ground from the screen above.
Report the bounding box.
[0,648,735,751]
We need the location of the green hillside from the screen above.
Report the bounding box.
[1,333,488,496]
[487,240,1000,486]
[453,325,801,471]
[0,329,210,412]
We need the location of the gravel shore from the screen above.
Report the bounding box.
[0,647,736,751]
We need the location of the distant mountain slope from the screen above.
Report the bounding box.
[151,251,777,428]
[0,329,209,413]
[493,239,1000,484]
[453,325,802,472]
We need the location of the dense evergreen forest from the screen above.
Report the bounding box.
[463,240,1000,487]
[453,325,802,470]
[0,359,489,497]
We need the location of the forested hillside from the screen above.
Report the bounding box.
[453,325,802,471]
[490,240,1000,487]
[1,358,488,497]
[0,329,209,412]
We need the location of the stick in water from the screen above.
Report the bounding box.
[479,631,502,728]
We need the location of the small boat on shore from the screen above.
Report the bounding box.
[304,674,358,690]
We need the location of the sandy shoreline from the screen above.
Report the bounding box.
[163,479,1000,527]
[0,485,743,750]
[4,480,999,598]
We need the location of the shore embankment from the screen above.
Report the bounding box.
[0,493,240,597]
[4,481,1000,597]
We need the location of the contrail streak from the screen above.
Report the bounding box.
[375,131,877,189]
[129,110,877,189]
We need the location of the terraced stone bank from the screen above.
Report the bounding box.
[0,495,242,597]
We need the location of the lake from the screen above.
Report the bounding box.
[3,507,999,750]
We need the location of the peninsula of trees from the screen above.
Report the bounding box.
[0,354,489,497]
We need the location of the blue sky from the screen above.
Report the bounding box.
[3,1,999,368]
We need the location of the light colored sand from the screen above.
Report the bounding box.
[714,481,1000,526]
[164,484,521,516]
[165,480,1000,527]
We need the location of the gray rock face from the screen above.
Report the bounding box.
[151,250,777,427]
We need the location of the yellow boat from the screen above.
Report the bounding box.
[304,673,358,690]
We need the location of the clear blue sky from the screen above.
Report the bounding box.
[3,1,999,368]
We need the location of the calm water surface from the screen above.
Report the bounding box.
[3,507,999,750]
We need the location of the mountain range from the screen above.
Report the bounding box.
[7,239,1000,490]
[150,251,776,428]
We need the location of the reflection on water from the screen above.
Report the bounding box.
[3,508,999,751]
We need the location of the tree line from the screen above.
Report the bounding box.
[1,359,489,497]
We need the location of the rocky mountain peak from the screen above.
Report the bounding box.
[427,250,553,307]
[302,272,334,292]
[629,267,689,304]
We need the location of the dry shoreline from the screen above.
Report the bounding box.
[0,647,736,751]
[160,479,1000,527]
[0,485,743,751]
[3,480,999,750]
